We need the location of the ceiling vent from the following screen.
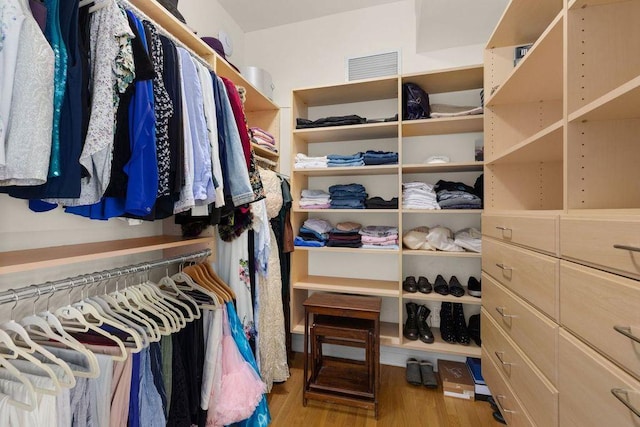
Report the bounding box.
[346,50,400,81]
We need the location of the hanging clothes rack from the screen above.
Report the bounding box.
[0,248,211,306]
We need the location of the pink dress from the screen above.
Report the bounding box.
[208,306,265,426]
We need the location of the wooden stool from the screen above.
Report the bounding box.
[303,293,381,418]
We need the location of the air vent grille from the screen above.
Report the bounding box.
[347,50,400,81]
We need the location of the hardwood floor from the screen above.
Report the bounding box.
[267,353,503,427]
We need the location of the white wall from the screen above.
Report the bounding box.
[179,0,246,67]
[244,0,485,176]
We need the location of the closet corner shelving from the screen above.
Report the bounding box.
[290,65,484,359]
[483,0,640,426]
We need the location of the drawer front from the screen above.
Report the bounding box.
[559,329,640,427]
[561,216,640,280]
[560,261,640,380]
[482,309,559,427]
[483,238,559,320]
[483,273,558,384]
[482,348,535,427]
[483,214,558,255]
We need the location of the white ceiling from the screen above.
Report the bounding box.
[217,0,404,32]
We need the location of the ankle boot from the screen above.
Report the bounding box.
[417,305,435,343]
[439,302,456,343]
[453,303,470,345]
[468,313,481,346]
[403,302,419,341]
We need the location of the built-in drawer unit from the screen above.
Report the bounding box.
[483,213,559,256]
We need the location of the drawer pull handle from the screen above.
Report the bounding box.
[494,351,512,367]
[613,326,640,344]
[495,226,512,231]
[611,388,640,418]
[495,395,515,414]
[613,244,640,253]
[496,263,512,271]
[495,306,515,318]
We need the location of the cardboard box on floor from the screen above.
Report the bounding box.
[438,360,475,400]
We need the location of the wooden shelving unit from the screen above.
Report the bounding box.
[402,250,482,258]
[292,275,399,298]
[402,116,483,136]
[402,291,482,306]
[293,165,398,177]
[293,122,398,143]
[402,162,484,173]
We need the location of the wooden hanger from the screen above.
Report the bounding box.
[184,264,231,302]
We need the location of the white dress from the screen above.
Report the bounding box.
[0,0,54,186]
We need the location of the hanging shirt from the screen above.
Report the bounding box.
[0,0,54,186]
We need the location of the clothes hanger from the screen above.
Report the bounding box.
[202,263,237,300]
[0,350,37,411]
[184,263,232,303]
[122,272,174,335]
[172,267,222,308]
[157,273,200,321]
[133,273,183,331]
[139,277,187,329]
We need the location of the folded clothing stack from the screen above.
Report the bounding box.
[296,115,366,129]
[359,225,399,250]
[365,196,398,209]
[295,153,328,169]
[402,226,482,253]
[327,221,362,248]
[299,189,331,209]
[402,182,440,210]
[329,183,367,209]
[434,180,481,209]
[363,150,398,165]
[327,152,364,167]
[250,127,277,153]
[294,218,333,247]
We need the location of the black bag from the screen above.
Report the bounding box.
[402,83,430,120]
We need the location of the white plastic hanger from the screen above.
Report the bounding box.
[104,276,161,342]
[158,272,200,321]
[172,271,221,309]
[0,347,37,411]
[136,275,184,330]
[123,286,175,335]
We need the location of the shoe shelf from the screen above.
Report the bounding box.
[401,162,484,174]
[401,116,483,137]
[402,250,482,258]
[293,165,398,177]
[401,335,481,358]
[293,122,398,143]
[402,291,482,306]
[402,209,482,215]
[0,235,214,275]
[294,246,400,255]
[486,0,563,49]
[292,275,399,298]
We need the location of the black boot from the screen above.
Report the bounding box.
[468,313,481,346]
[439,302,456,343]
[403,302,419,340]
[453,303,470,345]
[417,305,435,343]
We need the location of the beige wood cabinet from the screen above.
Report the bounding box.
[483,0,640,424]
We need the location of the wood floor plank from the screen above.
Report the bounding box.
[267,352,502,426]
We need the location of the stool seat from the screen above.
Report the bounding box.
[303,293,381,418]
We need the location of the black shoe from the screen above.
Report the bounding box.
[406,358,422,385]
[468,313,481,346]
[434,274,449,295]
[493,411,506,424]
[417,276,432,294]
[419,360,438,388]
[403,302,419,340]
[439,302,456,343]
[453,303,470,345]
[416,305,435,344]
[448,276,465,297]
[467,277,481,298]
[487,396,499,412]
[403,276,418,293]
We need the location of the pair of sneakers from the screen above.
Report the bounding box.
[405,358,438,388]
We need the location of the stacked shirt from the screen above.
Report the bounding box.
[294,218,332,247]
[299,189,330,209]
[402,182,439,210]
[250,127,277,153]
[434,180,481,209]
[294,153,328,169]
[327,152,364,167]
[329,183,367,209]
[363,150,398,165]
[365,196,398,209]
[327,222,362,248]
[359,225,399,250]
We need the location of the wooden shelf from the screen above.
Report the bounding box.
[251,143,278,158]
[402,162,484,174]
[487,12,563,106]
[0,236,214,275]
[215,59,278,113]
[293,165,397,176]
[291,321,400,347]
[402,250,481,258]
[402,65,484,94]
[293,76,398,106]
[402,115,484,136]
[569,0,628,10]
[293,122,398,143]
[487,120,563,165]
[401,334,481,357]
[402,209,482,215]
[293,208,398,213]
[294,246,399,255]
[293,275,399,298]
[569,75,640,122]
[487,0,563,48]
[402,291,482,305]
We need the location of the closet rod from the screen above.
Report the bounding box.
[117,0,216,73]
[0,248,211,305]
